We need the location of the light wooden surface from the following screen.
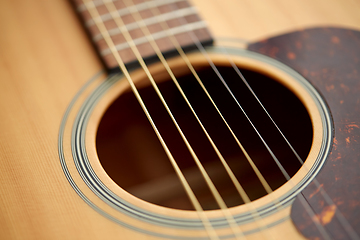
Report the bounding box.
[0,0,359,239]
[193,0,360,41]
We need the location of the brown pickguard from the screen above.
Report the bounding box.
[249,27,360,239]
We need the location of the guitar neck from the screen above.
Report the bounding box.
[72,0,213,70]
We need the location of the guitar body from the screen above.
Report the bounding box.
[0,0,359,239]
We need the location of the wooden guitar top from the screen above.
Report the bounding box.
[0,0,359,239]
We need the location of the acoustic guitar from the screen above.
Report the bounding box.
[0,0,359,239]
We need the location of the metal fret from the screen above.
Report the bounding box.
[92,7,198,41]
[82,0,186,25]
[99,20,207,55]
[73,0,213,70]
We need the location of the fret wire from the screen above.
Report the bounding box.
[82,0,220,239]
[78,0,185,14]
[83,0,185,26]
[99,21,207,56]
[92,6,199,41]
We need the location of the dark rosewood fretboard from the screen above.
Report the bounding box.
[73,0,213,70]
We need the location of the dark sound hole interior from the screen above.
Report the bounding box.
[96,65,313,211]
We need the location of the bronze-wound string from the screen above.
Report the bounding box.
[82,1,220,240]
[219,45,360,240]
[141,1,282,198]
[150,1,333,239]
[143,0,290,227]
[97,1,246,239]
[140,0,273,195]
[165,2,333,239]
[81,0,354,240]
[93,0,330,239]
[131,2,319,240]
[98,0,306,238]
[169,0,358,238]
[206,0,359,237]
[87,1,326,240]
[121,0,275,239]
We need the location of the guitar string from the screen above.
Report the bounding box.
[140,2,334,240]
[148,1,335,239]
[207,1,359,238]
[103,0,330,239]
[169,0,359,239]
[118,0,274,239]
[84,0,348,240]
[164,2,334,239]
[86,0,326,239]
[137,0,328,238]
[219,45,360,240]
[88,0,350,240]
[124,0,295,239]
[87,0,326,238]
[82,1,221,240]
[98,1,247,239]
[136,1,324,239]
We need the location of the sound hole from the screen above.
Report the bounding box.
[96,65,313,210]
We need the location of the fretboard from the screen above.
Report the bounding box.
[72,0,213,70]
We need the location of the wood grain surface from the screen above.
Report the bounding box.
[0,0,359,239]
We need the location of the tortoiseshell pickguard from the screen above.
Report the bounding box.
[248,28,360,239]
